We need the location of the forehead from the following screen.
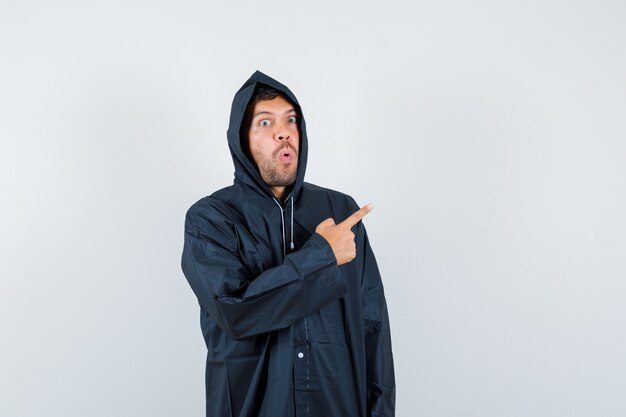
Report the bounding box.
[251,96,297,117]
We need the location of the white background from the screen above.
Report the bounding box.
[2,1,625,416]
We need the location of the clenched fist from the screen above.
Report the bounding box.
[315,204,373,265]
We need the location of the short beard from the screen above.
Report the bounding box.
[258,159,298,187]
[257,146,298,187]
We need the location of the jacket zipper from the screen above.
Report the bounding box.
[273,195,310,416]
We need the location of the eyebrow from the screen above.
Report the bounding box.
[252,108,297,118]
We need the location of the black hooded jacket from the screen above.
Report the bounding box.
[181,71,395,417]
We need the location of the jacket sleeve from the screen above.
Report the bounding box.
[181,204,346,340]
[358,225,396,417]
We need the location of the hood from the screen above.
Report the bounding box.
[226,70,309,201]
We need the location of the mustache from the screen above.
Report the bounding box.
[273,144,298,158]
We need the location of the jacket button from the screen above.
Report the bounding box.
[297,352,304,359]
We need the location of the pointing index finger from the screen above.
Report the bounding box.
[341,204,373,228]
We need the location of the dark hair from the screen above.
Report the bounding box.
[250,85,284,105]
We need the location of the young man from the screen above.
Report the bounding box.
[181,71,395,417]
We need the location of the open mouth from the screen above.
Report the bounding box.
[277,147,295,161]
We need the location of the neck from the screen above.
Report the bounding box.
[271,185,287,200]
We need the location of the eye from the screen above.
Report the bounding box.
[259,119,271,127]
[287,116,297,124]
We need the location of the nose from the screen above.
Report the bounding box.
[274,123,291,141]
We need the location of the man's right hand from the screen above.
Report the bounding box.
[315,204,373,265]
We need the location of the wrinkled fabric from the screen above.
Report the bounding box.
[181,70,395,417]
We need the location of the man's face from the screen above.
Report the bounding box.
[246,96,300,189]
